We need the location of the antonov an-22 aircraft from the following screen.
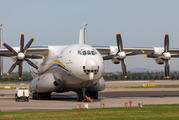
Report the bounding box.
[0,23,179,101]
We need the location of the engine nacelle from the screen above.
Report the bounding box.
[111,58,121,64]
[87,77,105,91]
[154,58,164,64]
[110,46,118,55]
[109,46,125,64]
[29,73,61,93]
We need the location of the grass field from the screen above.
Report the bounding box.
[1,105,179,120]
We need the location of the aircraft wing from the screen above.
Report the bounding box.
[93,46,155,55]
[168,48,179,54]
[94,46,179,56]
[0,46,49,56]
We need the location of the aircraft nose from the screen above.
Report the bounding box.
[83,58,99,80]
[85,58,98,70]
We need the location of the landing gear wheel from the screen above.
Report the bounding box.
[33,92,37,99]
[33,92,51,100]
[15,95,17,101]
[44,93,51,100]
[91,91,98,99]
[77,91,83,102]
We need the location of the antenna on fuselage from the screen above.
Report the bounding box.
[79,23,87,44]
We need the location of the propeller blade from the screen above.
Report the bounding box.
[164,33,169,52]
[126,50,145,56]
[7,60,18,75]
[3,34,41,78]
[25,54,44,59]
[103,55,117,60]
[24,58,39,70]
[0,53,12,57]
[2,42,17,55]
[171,54,179,57]
[23,37,34,53]
[116,33,123,52]
[20,33,24,52]
[165,60,169,79]
[144,54,163,58]
[18,61,23,79]
[121,59,127,78]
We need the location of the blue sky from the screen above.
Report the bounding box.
[1,0,179,72]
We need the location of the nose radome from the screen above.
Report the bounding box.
[85,58,98,70]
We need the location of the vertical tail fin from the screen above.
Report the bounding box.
[79,23,87,44]
[0,24,3,77]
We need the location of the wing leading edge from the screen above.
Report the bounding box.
[0,46,49,56]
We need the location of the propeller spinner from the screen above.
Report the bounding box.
[1,33,43,79]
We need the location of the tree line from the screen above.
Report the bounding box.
[104,71,179,81]
[0,71,33,82]
[1,71,179,82]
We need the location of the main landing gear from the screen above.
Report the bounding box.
[33,92,51,100]
[77,88,98,102]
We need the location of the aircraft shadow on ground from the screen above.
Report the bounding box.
[28,94,103,102]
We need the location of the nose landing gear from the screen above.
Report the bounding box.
[77,88,94,102]
[83,94,93,102]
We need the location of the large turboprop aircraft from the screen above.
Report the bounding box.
[0,23,179,101]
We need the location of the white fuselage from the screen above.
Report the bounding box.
[30,44,105,92]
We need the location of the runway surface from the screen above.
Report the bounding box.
[0,80,179,112]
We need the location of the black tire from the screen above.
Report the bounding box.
[34,92,51,100]
[77,91,83,102]
[33,92,37,99]
[91,91,98,99]
[15,95,17,102]
[44,93,51,100]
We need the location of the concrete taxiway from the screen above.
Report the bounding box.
[0,80,179,112]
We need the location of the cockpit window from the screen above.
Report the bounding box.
[82,51,86,55]
[87,50,91,55]
[78,50,81,54]
[79,50,97,56]
[91,51,95,55]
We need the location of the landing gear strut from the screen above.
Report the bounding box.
[77,88,94,102]
[83,88,93,102]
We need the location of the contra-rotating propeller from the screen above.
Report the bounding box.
[1,33,44,79]
[145,33,179,79]
[103,33,144,78]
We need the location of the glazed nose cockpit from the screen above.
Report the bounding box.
[77,47,100,80]
[83,58,99,80]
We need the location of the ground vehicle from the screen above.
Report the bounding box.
[15,88,29,102]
